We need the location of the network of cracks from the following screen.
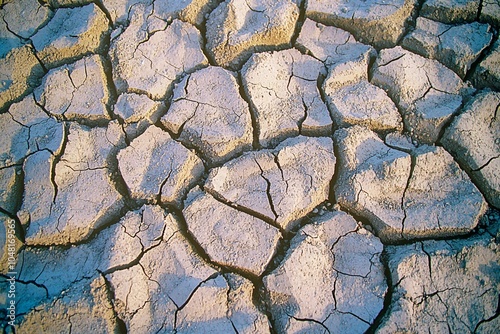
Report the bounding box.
[0,0,499,333]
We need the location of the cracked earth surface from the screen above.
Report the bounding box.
[0,0,499,333]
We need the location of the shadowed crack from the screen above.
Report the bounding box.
[172,272,221,329]
[288,314,331,333]
[377,53,405,68]
[401,154,416,239]
[471,155,500,172]
[203,184,281,231]
[474,294,500,333]
[254,157,279,222]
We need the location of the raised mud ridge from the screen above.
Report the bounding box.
[0,0,499,333]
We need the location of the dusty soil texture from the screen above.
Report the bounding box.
[1,0,499,333]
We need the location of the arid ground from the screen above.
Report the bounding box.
[0,0,499,333]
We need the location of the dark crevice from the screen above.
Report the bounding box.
[100,53,119,119]
[290,0,307,48]
[1,14,26,41]
[155,116,213,169]
[474,294,500,333]
[297,97,308,134]
[106,150,133,207]
[329,138,342,204]
[468,24,497,84]
[93,0,114,29]
[236,71,261,149]
[397,0,426,46]
[157,168,173,205]
[29,41,48,74]
[166,206,264,285]
[376,53,405,68]
[99,272,129,333]
[48,123,68,205]
[471,154,499,172]
[367,49,377,83]
[255,206,345,330]
[420,242,433,279]
[433,101,467,145]
[288,314,330,333]
[3,276,49,299]
[195,3,218,68]
[254,158,279,222]
[203,186,281,232]
[365,248,394,333]
[477,0,485,23]
[287,314,330,333]
[173,271,221,328]
[254,282,279,334]
[102,243,155,275]
[400,153,416,240]
[0,163,23,215]
[338,310,371,325]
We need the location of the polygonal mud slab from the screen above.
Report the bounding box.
[420,0,480,23]
[472,39,500,90]
[175,273,271,333]
[263,211,386,333]
[334,126,486,243]
[34,54,112,121]
[296,18,375,69]
[321,40,375,92]
[377,231,500,333]
[402,145,487,238]
[183,187,281,276]
[0,12,22,59]
[113,93,167,140]
[16,276,120,333]
[325,80,403,132]
[334,126,410,242]
[18,123,125,245]
[0,0,53,39]
[441,91,500,209]
[241,49,332,147]
[110,13,207,99]
[117,125,204,205]
[402,17,493,78]
[401,89,463,144]
[306,0,418,48]
[371,46,471,111]
[205,136,336,231]
[0,45,45,111]
[0,94,64,168]
[206,0,300,70]
[30,3,110,69]
[371,46,472,143]
[162,66,253,165]
[320,44,388,133]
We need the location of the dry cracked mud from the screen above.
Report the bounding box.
[0,0,499,333]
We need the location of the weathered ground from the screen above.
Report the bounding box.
[0,0,499,333]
